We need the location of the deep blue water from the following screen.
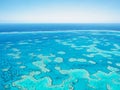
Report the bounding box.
[0,24,120,90]
[0,23,120,32]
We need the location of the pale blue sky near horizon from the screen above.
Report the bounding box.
[0,0,120,23]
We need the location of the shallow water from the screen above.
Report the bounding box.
[0,30,120,90]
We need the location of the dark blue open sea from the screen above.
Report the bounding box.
[0,24,120,90]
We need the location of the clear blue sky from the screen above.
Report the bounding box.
[0,0,120,23]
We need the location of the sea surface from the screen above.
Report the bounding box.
[0,24,120,90]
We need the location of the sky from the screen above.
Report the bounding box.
[0,0,120,23]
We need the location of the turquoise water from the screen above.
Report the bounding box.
[0,30,120,90]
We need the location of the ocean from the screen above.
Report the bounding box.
[0,23,120,32]
[0,24,120,90]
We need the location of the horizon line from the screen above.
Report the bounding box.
[0,22,120,24]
